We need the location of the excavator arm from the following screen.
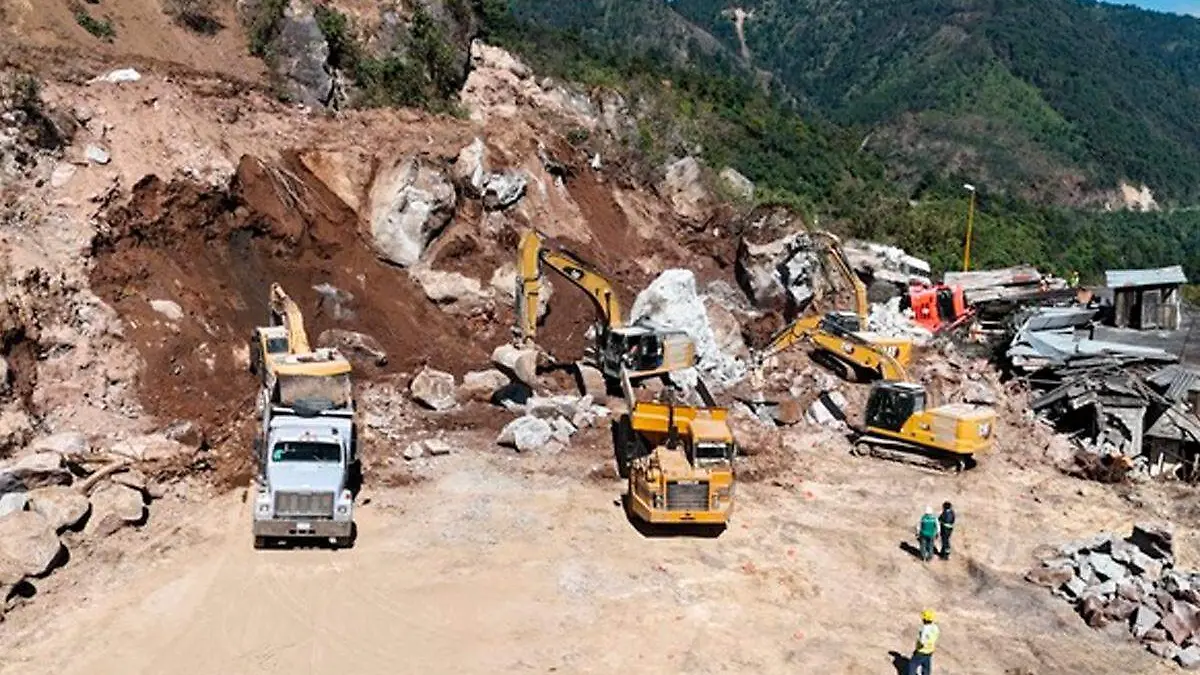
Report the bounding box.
[813,232,868,326]
[754,315,821,365]
[269,283,312,355]
[516,230,624,340]
[754,314,908,381]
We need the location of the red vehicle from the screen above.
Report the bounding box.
[908,284,972,333]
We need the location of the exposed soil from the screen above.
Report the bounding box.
[90,154,491,443]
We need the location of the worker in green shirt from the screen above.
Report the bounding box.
[917,506,938,562]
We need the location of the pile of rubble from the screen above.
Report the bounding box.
[496,395,610,453]
[0,430,191,620]
[945,265,1070,304]
[1027,524,1200,667]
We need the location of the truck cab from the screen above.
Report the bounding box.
[252,388,356,548]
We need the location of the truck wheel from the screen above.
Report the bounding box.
[253,536,268,550]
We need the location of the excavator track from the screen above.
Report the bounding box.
[851,435,975,473]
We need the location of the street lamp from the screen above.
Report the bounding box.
[962,183,976,272]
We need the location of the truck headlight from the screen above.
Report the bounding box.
[978,423,992,438]
[653,493,664,508]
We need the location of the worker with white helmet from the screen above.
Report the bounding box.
[916,506,939,562]
[908,609,940,675]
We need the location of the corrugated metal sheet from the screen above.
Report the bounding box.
[1105,266,1187,289]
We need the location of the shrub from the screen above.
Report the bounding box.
[72,4,116,41]
[162,0,223,35]
[246,0,287,57]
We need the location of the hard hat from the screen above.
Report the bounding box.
[924,505,933,515]
[921,609,936,622]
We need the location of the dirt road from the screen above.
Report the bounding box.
[0,447,1178,674]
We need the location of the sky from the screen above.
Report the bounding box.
[1106,0,1200,16]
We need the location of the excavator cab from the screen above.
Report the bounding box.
[865,382,926,432]
[599,325,695,380]
[819,311,865,337]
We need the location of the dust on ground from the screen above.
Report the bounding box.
[0,440,1178,675]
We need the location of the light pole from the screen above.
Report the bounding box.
[962,183,977,272]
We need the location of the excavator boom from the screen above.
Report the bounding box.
[269,283,312,355]
[516,230,623,340]
[814,232,868,323]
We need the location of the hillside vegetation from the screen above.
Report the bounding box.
[482,0,1200,282]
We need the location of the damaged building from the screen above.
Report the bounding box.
[1104,266,1186,331]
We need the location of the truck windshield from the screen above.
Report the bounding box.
[695,443,731,461]
[272,441,340,463]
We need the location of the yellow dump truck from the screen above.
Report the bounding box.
[614,372,736,525]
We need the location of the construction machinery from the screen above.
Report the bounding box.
[248,283,358,548]
[755,311,911,382]
[752,233,914,382]
[252,385,357,548]
[851,381,995,471]
[250,283,353,403]
[614,370,736,525]
[907,283,973,334]
[516,230,695,380]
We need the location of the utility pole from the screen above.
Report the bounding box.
[962,183,977,272]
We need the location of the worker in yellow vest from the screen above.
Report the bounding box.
[908,609,939,675]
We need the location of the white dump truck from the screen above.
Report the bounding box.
[251,369,357,549]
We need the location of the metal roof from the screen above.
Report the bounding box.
[1105,265,1187,289]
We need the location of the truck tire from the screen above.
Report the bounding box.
[253,536,268,550]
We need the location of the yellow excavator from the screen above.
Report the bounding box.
[516,230,695,380]
[852,381,995,471]
[753,232,913,382]
[250,283,352,405]
[614,369,736,525]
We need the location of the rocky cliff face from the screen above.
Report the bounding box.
[240,0,482,109]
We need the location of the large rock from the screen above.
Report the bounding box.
[0,451,71,495]
[109,435,193,463]
[1133,604,1162,639]
[367,156,456,267]
[576,364,607,399]
[719,167,754,201]
[149,299,184,322]
[86,482,146,537]
[1026,565,1075,589]
[28,430,88,456]
[410,268,493,315]
[491,344,539,387]
[0,511,62,579]
[496,416,554,452]
[1164,601,1200,645]
[1088,552,1127,582]
[0,492,28,517]
[271,0,333,106]
[453,138,527,210]
[410,367,458,411]
[27,486,90,533]
[459,369,510,403]
[660,157,713,223]
[735,231,819,314]
[317,329,388,367]
[631,269,746,386]
[1180,645,1200,669]
[1132,523,1174,560]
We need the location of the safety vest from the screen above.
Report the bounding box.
[917,623,940,654]
[919,514,938,538]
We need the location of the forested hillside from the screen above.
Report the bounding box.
[481,0,1200,282]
